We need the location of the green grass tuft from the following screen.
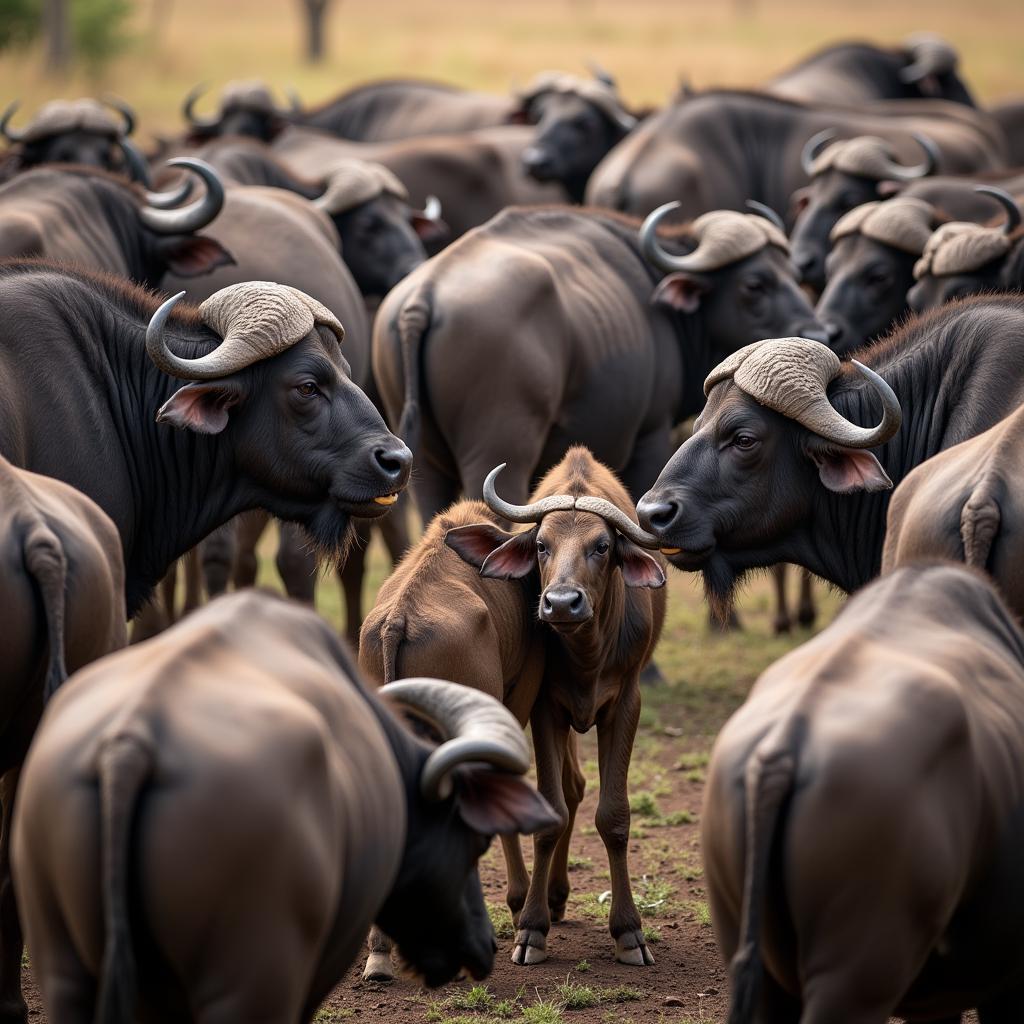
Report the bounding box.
[628,791,661,817]
[488,903,514,940]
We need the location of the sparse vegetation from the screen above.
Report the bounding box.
[488,903,515,940]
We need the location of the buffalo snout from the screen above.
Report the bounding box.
[540,584,592,625]
[792,247,825,292]
[522,146,556,181]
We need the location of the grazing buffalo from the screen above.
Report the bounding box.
[446,450,666,967]
[0,96,146,180]
[513,68,640,202]
[296,78,515,140]
[705,563,1024,1023]
[884,402,1024,618]
[637,296,1024,611]
[359,499,546,980]
[908,186,1024,310]
[0,160,230,286]
[817,196,946,352]
[181,79,297,141]
[13,591,556,1024]
[0,455,125,1024]
[766,33,976,106]
[585,92,1005,223]
[375,202,824,524]
[271,125,565,242]
[0,265,411,616]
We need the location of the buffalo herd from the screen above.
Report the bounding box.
[1,27,1024,1024]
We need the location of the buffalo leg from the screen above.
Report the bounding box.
[276,523,317,604]
[501,835,530,922]
[412,461,460,526]
[232,510,271,590]
[797,569,816,628]
[596,683,652,965]
[202,521,238,598]
[362,925,394,983]
[772,563,792,634]
[160,562,178,621]
[182,545,203,613]
[547,732,585,922]
[129,592,169,644]
[619,426,672,504]
[511,697,570,965]
[0,769,25,1024]
[338,521,371,646]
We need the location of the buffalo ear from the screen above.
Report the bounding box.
[615,536,666,588]
[651,271,711,313]
[806,441,893,494]
[454,768,560,836]
[506,108,531,125]
[156,380,244,434]
[445,524,538,579]
[789,186,811,219]
[157,235,236,277]
[876,180,904,198]
[410,212,450,246]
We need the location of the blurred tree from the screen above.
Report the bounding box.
[0,0,133,72]
[0,0,39,52]
[73,0,133,71]
[301,0,333,63]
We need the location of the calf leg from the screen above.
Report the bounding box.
[276,523,317,604]
[338,521,372,646]
[232,510,271,589]
[797,569,816,629]
[202,521,237,598]
[547,733,585,923]
[596,684,652,966]
[511,697,570,966]
[363,926,394,983]
[772,564,792,634]
[0,770,25,1024]
[501,836,529,922]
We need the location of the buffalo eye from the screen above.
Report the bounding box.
[536,539,548,556]
[865,268,890,288]
[733,433,758,451]
[295,381,319,399]
[593,539,610,557]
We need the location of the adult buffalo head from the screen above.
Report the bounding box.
[147,280,412,553]
[445,457,665,633]
[515,67,638,202]
[0,97,148,179]
[183,80,296,141]
[908,186,1023,311]
[377,677,556,986]
[637,338,901,615]
[313,159,448,298]
[817,196,941,353]
[641,199,829,346]
[790,131,938,291]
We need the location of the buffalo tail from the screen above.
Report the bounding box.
[23,520,68,702]
[395,284,433,457]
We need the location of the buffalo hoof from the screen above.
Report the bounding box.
[362,952,395,983]
[615,930,655,966]
[511,929,548,965]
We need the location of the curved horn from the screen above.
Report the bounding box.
[882,132,938,181]
[145,291,192,378]
[639,201,693,273]
[976,185,1022,235]
[103,95,135,136]
[799,360,902,449]
[572,496,663,549]
[587,60,616,88]
[482,464,575,524]
[380,678,531,802]
[801,128,837,176]
[900,34,958,85]
[145,173,196,209]
[0,101,24,143]
[119,139,152,185]
[422,194,442,221]
[746,199,786,232]
[183,83,219,131]
[139,158,224,235]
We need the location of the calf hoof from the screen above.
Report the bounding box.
[362,952,395,983]
[511,929,548,965]
[615,930,655,966]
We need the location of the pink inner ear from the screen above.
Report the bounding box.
[617,540,667,589]
[652,273,703,313]
[162,236,236,278]
[156,383,236,435]
[815,448,893,494]
[456,770,559,836]
[480,531,537,580]
[411,215,450,244]
[444,524,511,567]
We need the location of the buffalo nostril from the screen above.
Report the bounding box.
[638,499,680,533]
[373,444,412,482]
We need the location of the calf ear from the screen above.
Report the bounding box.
[455,768,560,836]
[445,524,538,579]
[806,442,893,494]
[156,380,243,434]
[410,213,450,246]
[789,186,811,219]
[157,235,236,277]
[506,108,531,125]
[615,536,666,588]
[876,180,904,198]
[651,272,711,313]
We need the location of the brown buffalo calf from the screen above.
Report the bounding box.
[0,454,126,1023]
[705,563,1024,1023]
[13,592,554,1024]
[447,447,667,967]
[883,402,1024,617]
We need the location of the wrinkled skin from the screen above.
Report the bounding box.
[817,234,919,353]
[520,91,628,203]
[790,169,893,291]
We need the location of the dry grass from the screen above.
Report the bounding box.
[1,0,1021,143]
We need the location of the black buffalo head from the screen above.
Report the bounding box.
[183,80,296,142]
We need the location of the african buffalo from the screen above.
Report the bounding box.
[883,400,1024,619]
[13,591,556,1024]
[0,160,230,285]
[0,455,126,1023]
[990,96,1024,164]
[445,449,666,967]
[637,296,1024,611]
[585,92,1005,224]
[908,186,1024,310]
[181,79,297,141]
[513,68,640,202]
[766,33,976,106]
[0,265,411,616]
[705,563,1024,1023]
[296,77,515,140]
[374,202,824,525]
[0,96,146,180]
